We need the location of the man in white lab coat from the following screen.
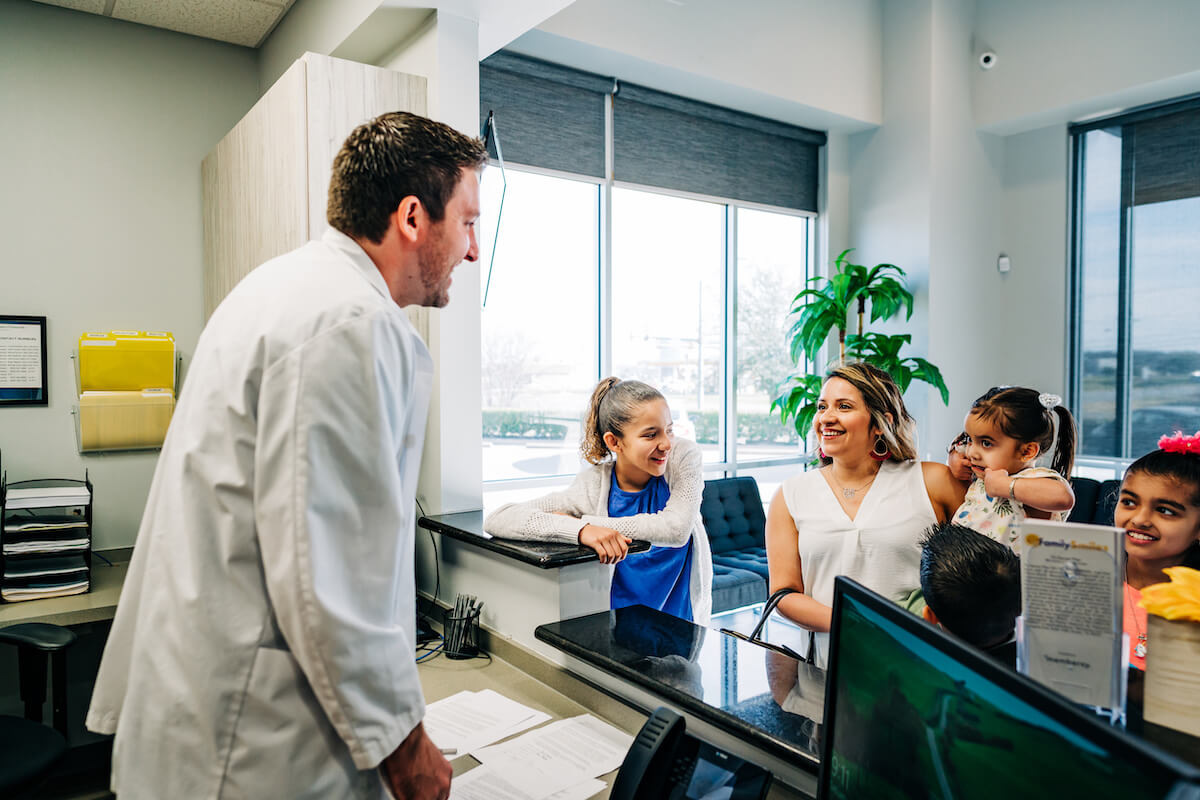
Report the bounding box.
[86,112,485,800]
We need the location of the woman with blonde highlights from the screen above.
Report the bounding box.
[485,378,712,623]
[766,363,965,665]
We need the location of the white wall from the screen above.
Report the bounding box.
[973,0,1200,134]
[926,0,1006,448]
[846,0,936,448]
[0,1,259,550]
[512,0,883,133]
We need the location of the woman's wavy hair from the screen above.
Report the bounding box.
[580,378,665,465]
[818,362,918,465]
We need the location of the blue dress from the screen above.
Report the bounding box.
[607,472,695,622]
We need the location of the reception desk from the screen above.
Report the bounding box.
[535,605,1200,798]
[417,512,649,662]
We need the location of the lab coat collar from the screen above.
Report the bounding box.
[321,227,395,306]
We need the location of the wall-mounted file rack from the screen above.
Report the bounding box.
[69,332,182,453]
[0,468,93,603]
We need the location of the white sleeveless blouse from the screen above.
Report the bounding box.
[781,460,936,666]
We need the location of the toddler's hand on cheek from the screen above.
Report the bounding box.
[983,467,1011,499]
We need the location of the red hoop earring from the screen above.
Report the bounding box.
[870,435,890,461]
[818,447,827,460]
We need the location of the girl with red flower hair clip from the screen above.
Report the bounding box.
[1116,430,1200,669]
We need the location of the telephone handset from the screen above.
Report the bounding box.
[610,707,688,800]
[611,707,772,800]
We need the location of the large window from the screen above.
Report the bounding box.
[480,169,811,488]
[1071,99,1200,461]
[479,51,822,491]
[479,168,599,484]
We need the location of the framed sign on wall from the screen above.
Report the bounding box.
[0,315,48,406]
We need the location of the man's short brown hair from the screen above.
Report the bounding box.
[327,111,487,244]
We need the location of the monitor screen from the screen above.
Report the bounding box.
[819,576,1199,800]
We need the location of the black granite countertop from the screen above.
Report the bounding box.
[536,605,1200,787]
[536,604,824,773]
[418,511,650,569]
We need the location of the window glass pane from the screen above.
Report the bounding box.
[480,168,599,481]
[736,208,807,463]
[611,188,725,463]
[735,462,811,516]
[1128,196,1200,458]
[1077,128,1122,457]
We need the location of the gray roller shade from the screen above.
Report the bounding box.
[1129,106,1200,206]
[480,53,610,179]
[613,83,825,212]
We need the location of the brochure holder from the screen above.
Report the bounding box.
[1018,519,1126,719]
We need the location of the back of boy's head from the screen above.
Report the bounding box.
[969,386,1076,478]
[920,522,1021,648]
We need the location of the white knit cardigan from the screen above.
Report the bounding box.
[483,436,713,625]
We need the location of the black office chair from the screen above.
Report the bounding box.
[0,622,78,796]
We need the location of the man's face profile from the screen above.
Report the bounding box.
[418,168,481,308]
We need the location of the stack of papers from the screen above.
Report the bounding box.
[425,689,551,755]
[4,486,91,510]
[4,554,88,579]
[1,579,89,602]
[439,710,632,800]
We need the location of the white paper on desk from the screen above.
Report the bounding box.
[450,765,604,800]
[425,689,550,755]
[473,714,633,797]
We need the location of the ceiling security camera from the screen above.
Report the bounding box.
[979,51,997,70]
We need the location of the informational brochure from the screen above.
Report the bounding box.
[1019,519,1125,710]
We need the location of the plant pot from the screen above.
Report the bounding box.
[1143,614,1200,738]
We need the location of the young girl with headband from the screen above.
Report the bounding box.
[1117,431,1200,669]
[954,386,1077,550]
[484,378,713,624]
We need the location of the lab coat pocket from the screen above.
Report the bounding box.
[221,646,367,799]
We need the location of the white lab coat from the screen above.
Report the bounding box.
[86,228,432,799]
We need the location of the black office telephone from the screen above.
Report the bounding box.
[611,707,772,800]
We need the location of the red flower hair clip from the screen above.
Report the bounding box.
[1158,431,1200,455]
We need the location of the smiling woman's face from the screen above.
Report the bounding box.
[814,377,879,460]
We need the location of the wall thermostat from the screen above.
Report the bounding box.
[998,254,1011,273]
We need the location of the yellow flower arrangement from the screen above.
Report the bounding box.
[1141,566,1200,623]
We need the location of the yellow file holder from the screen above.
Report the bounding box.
[78,390,175,451]
[79,331,176,392]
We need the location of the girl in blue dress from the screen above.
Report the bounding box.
[485,378,713,624]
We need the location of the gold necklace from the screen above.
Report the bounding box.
[1125,580,1147,659]
[827,466,879,500]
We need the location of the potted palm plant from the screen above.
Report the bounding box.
[771,249,949,438]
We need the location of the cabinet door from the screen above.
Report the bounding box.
[304,54,428,239]
[201,59,308,319]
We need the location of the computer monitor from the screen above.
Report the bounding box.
[819,576,1200,800]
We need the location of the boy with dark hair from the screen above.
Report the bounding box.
[920,522,1021,664]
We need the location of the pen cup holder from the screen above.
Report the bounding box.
[443,606,481,660]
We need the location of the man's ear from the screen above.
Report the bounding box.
[922,605,940,626]
[394,195,423,244]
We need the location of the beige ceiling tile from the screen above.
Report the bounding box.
[111,0,284,47]
[30,0,109,13]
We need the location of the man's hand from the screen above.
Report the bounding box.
[579,524,631,564]
[380,722,451,800]
[983,467,1011,499]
